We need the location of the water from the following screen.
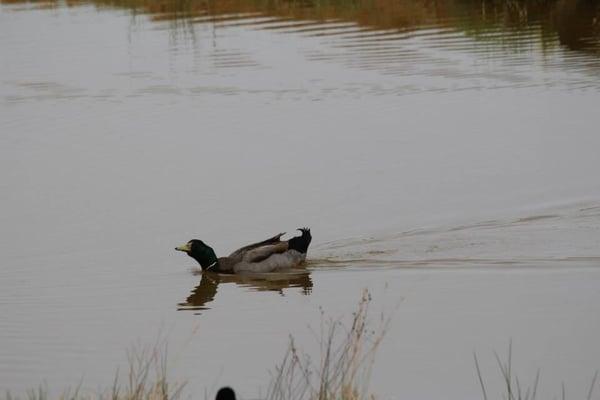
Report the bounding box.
[1,0,600,398]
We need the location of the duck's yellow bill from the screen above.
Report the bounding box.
[175,243,191,252]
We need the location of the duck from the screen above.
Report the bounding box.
[175,228,311,274]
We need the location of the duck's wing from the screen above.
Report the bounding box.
[241,242,290,263]
[228,232,286,259]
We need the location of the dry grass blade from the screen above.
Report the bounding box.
[587,371,598,400]
[531,370,540,400]
[474,353,488,400]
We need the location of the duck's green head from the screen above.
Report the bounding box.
[175,239,218,270]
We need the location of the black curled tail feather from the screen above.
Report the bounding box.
[288,228,312,254]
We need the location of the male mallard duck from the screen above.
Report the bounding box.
[175,228,311,273]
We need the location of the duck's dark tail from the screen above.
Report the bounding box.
[288,227,312,254]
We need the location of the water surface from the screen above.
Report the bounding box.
[1,0,600,398]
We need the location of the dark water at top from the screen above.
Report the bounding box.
[1,0,600,399]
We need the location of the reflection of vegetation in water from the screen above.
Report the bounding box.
[1,0,598,51]
[553,0,600,50]
[178,270,312,311]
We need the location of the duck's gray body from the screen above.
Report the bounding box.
[219,248,306,273]
[176,229,312,274]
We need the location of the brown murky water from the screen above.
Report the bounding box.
[1,0,600,398]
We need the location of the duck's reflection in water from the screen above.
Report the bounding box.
[178,270,312,312]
